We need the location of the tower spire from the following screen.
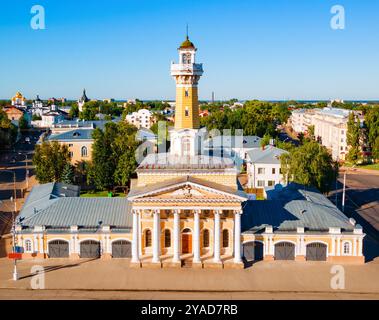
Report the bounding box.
[186,23,189,39]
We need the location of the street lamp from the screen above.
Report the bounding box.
[342,165,356,213]
[10,196,19,281]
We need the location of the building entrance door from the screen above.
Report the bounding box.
[182,228,192,254]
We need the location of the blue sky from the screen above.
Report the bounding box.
[1,0,378,101]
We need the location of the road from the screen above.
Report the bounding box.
[0,130,43,235]
[0,130,42,201]
[329,169,379,262]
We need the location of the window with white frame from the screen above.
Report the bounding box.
[25,239,33,253]
[257,180,265,187]
[81,146,88,157]
[343,241,351,255]
[258,168,265,174]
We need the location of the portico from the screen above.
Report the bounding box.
[130,207,243,268]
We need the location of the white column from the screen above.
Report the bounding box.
[353,238,357,256]
[173,209,180,262]
[131,209,140,263]
[193,210,201,263]
[138,210,142,256]
[264,237,268,255]
[234,211,242,263]
[213,210,221,263]
[336,237,341,256]
[38,234,44,254]
[33,234,38,253]
[331,236,335,256]
[358,237,363,256]
[152,209,161,263]
[70,235,75,255]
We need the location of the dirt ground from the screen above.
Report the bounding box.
[1,257,378,300]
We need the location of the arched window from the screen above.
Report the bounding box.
[222,229,229,248]
[164,229,171,248]
[203,229,210,248]
[25,239,32,252]
[185,106,189,117]
[145,230,152,247]
[343,241,351,255]
[182,53,191,64]
[81,146,88,157]
[182,138,191,156]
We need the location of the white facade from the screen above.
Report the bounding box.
[290,109,315,134]
[169,128,206,157]
[246,146,288,189]
[126,109,153,129]
[312,108,353,161]
[33,111,65,128]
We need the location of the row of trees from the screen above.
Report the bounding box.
[200,100,291,138]
[88,122,139,190]
[365,105,379,161]
[0,107,17,148]
[79,101,124,121]
[346,105,379,164]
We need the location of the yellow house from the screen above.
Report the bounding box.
[47,129,93,164]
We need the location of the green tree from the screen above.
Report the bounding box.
[69,104,79,119]
[32,114,42,121]
[346,113,361,164]
[372,136,379,162]
[365,106,379,161]
[260,133,272,147]
[33,141,71,183]
[0,107,17,148]
[281,140,337,193]
[88,121,139,190]
[61,163,75,184]
[18,115,29,130]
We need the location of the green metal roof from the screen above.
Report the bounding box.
[20,197,132,229]
[242,183,355,233]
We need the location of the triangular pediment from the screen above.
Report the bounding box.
[128,176,248,202]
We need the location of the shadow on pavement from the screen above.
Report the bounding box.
[18,258,99,280]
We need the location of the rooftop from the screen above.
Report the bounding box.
[48,129,94,141]
[247,146,288,165]
[20,197,132,230]
[242,183,356,233]
[19,183,80,221]
[137,153,236,171]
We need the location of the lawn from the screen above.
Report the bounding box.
[358,163,379,171]
[80,191,127,198]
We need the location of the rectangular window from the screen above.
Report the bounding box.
[258,168,265,175]
[268,180,275,187]
[257,180,265,187]
[272,168,276,174]
[185,107,189,117]
[185,90,189,97]
[68,144,73,147]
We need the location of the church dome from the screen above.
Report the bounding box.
[179,36,195,49]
